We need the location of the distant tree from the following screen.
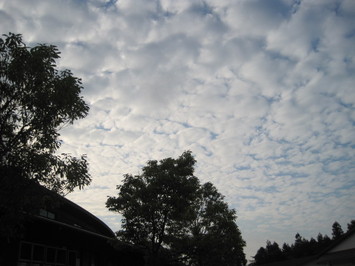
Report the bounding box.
[331,221,344,240]
[253,220,354,265]
[293,233,308,257]
[317,233,332,251]
[0,33,90,237]
[308,237,318,255]
[253,241,284,265]
[347,220,355,232]
[253,247,268,265]
[266,241,283,262]
[316,233,324,243]
[106,151,246,266]
[282,242,292,258]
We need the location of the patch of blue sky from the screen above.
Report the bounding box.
[176,120,192,129]
[311,38,321,53]
[335,98,355,110]
[239,195,268,210]
[245,185,280,194]
[345,28,355,39]
[270,158,292,165]
[254,0,292,19]
[246,153,262,161]
[151,2,176,22]
[338,180,355,191]
[234,165,251,171]
[185,143,212,159]
[188,1,214,17]
[322,165,355,177]
[309,189,350,204]
[264,49,295,64]
[90,185,110,190]
[101,143,123,149]
[95,125,111,131]
[269,137,292,146]
[273,171,309,179]
[67,40,89,50]
[321,154,353,165]
[152,129,169,136]
[101,0,117,10]
[187,2,228,34]
[210,132,218,140]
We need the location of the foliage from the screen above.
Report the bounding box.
[106,151,246,266]
[253,241,283,265]
[331,221,344,240]
[174,182,246,266]
[347,220,355,231]
[252,221,353,265]
[0,33,90,237]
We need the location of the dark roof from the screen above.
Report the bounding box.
[316,227,355,257]
[251,256,317,266]
[59,194,115,238]
[315,228,355,264]
[34,184,115,239]
[317,248,355,264]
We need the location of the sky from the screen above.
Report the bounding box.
[1,0,355,262]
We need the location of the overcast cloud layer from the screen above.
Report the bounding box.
[1,0,355,261]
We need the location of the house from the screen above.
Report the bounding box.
[316,228,355,265]
[0,186,145,266]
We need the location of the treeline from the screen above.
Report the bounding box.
[251,220,355,265]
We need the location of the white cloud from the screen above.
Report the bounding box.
[1,0,354,261]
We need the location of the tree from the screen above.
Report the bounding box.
[331,221,344,240]
[253,241,283,265]
[265,241,283,262]
[106,151,246,266]
[176,182,246,266]
[252,220,354,265]
[281,243,292,258]
[347,220,355,232]
[106,151,200,265]
[0,33,91,237]
[253,247,268,265]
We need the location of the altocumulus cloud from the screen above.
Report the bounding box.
[1,0,355,261]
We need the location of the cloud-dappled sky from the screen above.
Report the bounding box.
[1,0,355,261]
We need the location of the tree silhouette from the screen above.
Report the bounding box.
[252,221,352,265]
[347,220,355,232]
[175,182,246,266]
[106,151,246,266]
[0,33,90,237]
[331,221,344,240]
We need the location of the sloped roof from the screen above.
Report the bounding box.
[250,256,317,266]
[316,228,355,265]
[34,184,116,239]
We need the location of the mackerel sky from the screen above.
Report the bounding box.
[1,0,354,261]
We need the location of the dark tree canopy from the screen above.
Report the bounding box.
[331,221,344,240]
[174,182,246,266]
[0,33,90,193]
[107,151,200,265]
[347,220,355,232]
[106,151,246,266]
[0,33,91,236]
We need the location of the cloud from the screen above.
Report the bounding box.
[1,0,354,261]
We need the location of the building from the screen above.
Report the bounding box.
[316,228,355,266]
[0,186,145,266]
